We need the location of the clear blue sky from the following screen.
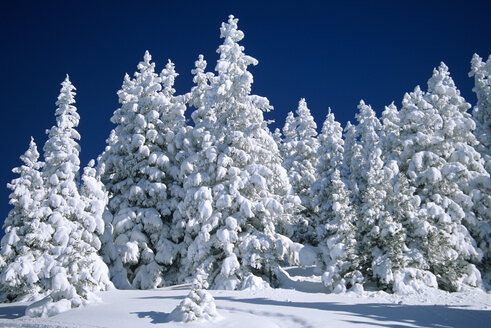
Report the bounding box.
[1,0,490,230]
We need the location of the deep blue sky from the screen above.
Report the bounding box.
[1,0,491,229]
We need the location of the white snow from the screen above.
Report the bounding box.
[0,266,489,327]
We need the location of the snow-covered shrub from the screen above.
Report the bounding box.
[169,287,218,322]
[391,268,438,295]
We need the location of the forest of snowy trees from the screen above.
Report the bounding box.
[0,15,490,317]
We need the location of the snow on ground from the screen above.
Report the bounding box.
[0,266,490,327]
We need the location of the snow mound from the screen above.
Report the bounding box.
[241,274,270,291]
[168,288,218,322]
[25,296,72,318]
[392,268,438,295]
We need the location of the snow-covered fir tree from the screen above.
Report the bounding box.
[341,121,362,202]
[280,111,296,167]
[468,54,491,279]
[381,103,401,162]
[175,53,220,286]
[0,138,49,301]
[176,15,299,290]
[353,101,409,289]
[469,53,491,173]
[396,64,486,291]
[311,110,362,292]
[78,160,113,293]
[26,76,112,315]
[353,101,383,201]
[99,52,187,289]
[280,99,320,244]
[396,86,447,289]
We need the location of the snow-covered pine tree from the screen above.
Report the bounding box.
[350,101,407,289]
[468,54,491,281]
[311,110,362,292]
[469,54,491,173]
[397,64,486,291]
[280,111,296,165]
[29,76,112,315]
[153,59,192,285]
[378,103,431,293]
[99,52,186,289]
[381,103,401,162]
[175,53,219,287]
[78,160,113,295]
[353,101,383,201]
[177,15,299,290]
[281,99,320,244]
[424,63,487,290]
[396,86,446,289]
[0,138,50,301]
[341,121,362,203]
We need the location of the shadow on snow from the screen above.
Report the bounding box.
[130,294,491,327]
[132,310,173,324]
[0,305,27,319]
[213,296,491,328]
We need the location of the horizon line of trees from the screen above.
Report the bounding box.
[0,15,489,316]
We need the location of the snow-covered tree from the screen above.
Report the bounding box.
[177,15,299,290]
[0,138,49,301]
[311,110,362,292]
[468,54,491,279]
[77,160,113,294]
[280,111,296,167]
[169,287,218,322]
[381,103,401,162]
[280,99,319,244]
[99,52,187,289]
[396,86,447,288]
[21,76,112,315]
[341,121,362,201]
[349,101,408,288]
[354,101,383,198]
[378,103,433,292]
[469,54,491,173]
[396,64,487,291]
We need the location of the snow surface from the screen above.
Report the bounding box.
[0,266,490,327]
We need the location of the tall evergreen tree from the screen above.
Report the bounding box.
[425,63,487,289]
[378,103,429,292]
[281,99,320,244]
[468,54,491,280]
[0,138,50,301]
[311,110,362,292]
[351,101,407,288]
[469,54,491,173]
[25,76,112,316]
[341,121,362,201]
[397,64,486,291]
[99,52,186,289]
[177,15,299,290]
